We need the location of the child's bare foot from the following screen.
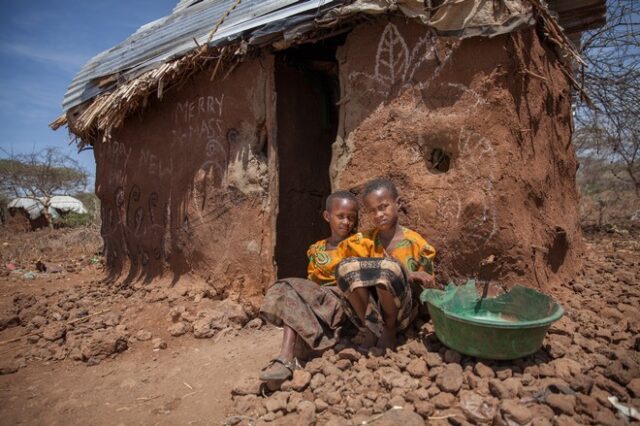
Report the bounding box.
[376,326,397,351]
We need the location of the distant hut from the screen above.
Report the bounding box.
[7,196,88,231]
[52,0,605,307]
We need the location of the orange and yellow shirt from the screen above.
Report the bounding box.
[338,227,436,274]
[306,239,345,286]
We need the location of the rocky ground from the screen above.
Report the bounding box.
[226,230,640,426]
[0,229,638,425]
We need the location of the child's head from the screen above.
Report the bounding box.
[323,190,358,239]
[362,178,400,232]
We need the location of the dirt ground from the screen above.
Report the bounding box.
[0,229,638,425]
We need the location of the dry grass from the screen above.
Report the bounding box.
[0,226,102,268]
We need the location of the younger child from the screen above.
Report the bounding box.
[336,178,437,350]
[259,190,358,381]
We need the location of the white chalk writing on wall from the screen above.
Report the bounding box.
[348,23,457,99]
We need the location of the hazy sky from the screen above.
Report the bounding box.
[0,0,176,180]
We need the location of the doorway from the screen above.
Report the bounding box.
[275,40,341,279]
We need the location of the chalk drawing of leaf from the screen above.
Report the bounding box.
[374,24,409,86]
[406,33,437,83]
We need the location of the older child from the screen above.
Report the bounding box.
[259,190,358,381]
[336,178,437,350]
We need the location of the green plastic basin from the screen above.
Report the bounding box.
[420,281,564,360]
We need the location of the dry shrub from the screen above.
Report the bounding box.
[0,226,102,267]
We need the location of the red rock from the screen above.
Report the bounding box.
[289,370,311,392]
[232,377,263,395]
[459,390,498,423]
[593,409,626,426]
[575,394,599,418]
[42,323,66,341]
[436,363,463,393]
[500,399,533,425]
[168,321,190,336]
[432,392,456,409]
[414,400,435,418]
[424,352,443,367]
[373,408,423,426]
[544,393,576,415]
[550,358,582,381]
[406,359,428,378]
[627,378,640,397]
[338,348,361,362]
[474,362,495,378]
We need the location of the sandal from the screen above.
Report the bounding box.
[259,357,301,381]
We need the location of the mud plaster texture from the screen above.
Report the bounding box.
[332,19,581,289]
[94,54,275,309]
[93,18,582,308]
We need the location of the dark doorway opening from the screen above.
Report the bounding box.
[275,38,342,279]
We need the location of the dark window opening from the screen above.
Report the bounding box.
[428,148,451,173]
[274,37,344,279]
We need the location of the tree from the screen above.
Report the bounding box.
[576,0,640,197]
[0,147,89,228]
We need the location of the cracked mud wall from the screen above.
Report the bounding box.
[332,19,582,289]
[94,55,275,307]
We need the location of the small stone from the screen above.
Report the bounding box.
[335,359,351,370]
[232,377,262,396]
[424,352,443,367]
[459,390,498,423]
[373,408,423,426]
[314,398,328,412]
[432,392,456,409]
[628,378,640,397]
[135,329,152,341]
[325,391,341,405]
[550,358,582,381]
[289,370,312,392]
[500,399,533,425]
[489,378,517,399]
[414,400,435,418]
[545,393,576,415]
[168,322,190,337]
[264,392,289,413]
[245,317,263,329]
[575,394,599,418]
[338,348,361,362]
[296,400,316,424]
[406,358,428,378]
[152,338,167,350]
[42,323,66,341]
[474,362,495,378]
[0,364,19,375]
[436,363,463,393]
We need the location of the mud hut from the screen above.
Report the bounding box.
[53,0,605,308]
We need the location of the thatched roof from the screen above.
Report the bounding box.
[52,0,604,145]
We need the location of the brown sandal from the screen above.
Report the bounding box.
[259,357,300,381]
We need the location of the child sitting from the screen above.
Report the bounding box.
[259,190,359,381]
[336,178,437,350]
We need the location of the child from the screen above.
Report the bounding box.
[336,178,437,350]
[259,190,358,381]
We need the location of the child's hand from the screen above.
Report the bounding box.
[409,271,438,289]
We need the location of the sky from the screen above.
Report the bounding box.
[0,0,176,186]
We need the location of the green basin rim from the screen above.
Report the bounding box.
[430,302,565,329]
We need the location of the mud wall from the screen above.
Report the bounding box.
[332,19,582,288]
[94,55,275,307]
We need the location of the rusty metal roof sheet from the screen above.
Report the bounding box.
[62,0,341,112]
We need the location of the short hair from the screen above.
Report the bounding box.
[325,190,358,211]
[362,178,399,199]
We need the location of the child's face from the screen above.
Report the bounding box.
[364,188,399,232]
[323,198,358,239]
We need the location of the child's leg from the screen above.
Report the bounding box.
[347,288,377,347]
[278,325,297,361]
[376,285,398,349]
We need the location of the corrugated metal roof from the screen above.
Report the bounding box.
[62,0,606,115]
[63,0,340,112]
